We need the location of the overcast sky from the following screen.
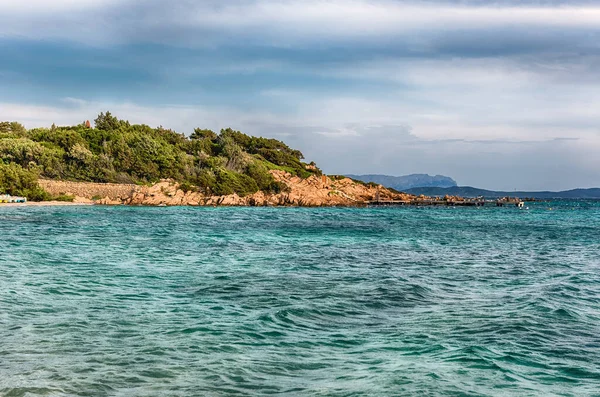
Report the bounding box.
[1,0,599,190]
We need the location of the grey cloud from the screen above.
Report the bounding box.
[1,1,600,190]
[3,99,599,190]
[2,1,600,88]
[242,123,600,190]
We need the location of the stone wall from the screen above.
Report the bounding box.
[38,179,138,200]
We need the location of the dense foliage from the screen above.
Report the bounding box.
[0,113,321,200]
[0,162,51,201]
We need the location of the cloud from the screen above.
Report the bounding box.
[0,0,119,12]
[2,99,599,191]
[1,1,599,189]
[267,123,600,191]
[1,1,599,48]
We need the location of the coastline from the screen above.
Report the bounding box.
[5,173,490,208]
[34,172,416,207]
[0,201,94,207]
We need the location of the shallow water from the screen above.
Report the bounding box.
[1,202,600,396]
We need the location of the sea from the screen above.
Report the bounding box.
[1,201,599,396]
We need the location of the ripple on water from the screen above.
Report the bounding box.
[1,202,600,396]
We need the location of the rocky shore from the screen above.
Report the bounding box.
[38,171,416,207]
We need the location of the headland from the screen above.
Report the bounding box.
[0,114,521,207]
[0,113,446,207]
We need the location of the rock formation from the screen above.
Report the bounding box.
[39,171,417,206]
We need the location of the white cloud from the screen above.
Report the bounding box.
[1,98,599,190]
[191,2,600,33]
[1,1,599,46]
[0,0,120,13]
[1,1,599,189]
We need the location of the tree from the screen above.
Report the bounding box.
[94,111,129,131]
[0,121,27,136]
[191,128,217,141]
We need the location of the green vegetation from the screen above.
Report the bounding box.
[0,162,51,201]
[330,174,379,188]
[0,113,321,200]
[52,194,76,202]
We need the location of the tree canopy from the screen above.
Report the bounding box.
[0,113,321,200]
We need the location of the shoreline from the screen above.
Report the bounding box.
[0,201,526,208]
[0,201,95,207]
[7,177,523,208]
[0,202,363,208]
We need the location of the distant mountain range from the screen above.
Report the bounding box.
[347,174,457,191]
[404,186,600,199]
[346,173,600,199]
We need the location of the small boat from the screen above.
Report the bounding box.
[0,194,27,203]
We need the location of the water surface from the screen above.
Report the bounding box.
[1,202,599,396]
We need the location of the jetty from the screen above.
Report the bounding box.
[368,199,485,207]
[0,194,27,204]
[368,196,525,207]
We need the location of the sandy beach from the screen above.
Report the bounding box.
[0,201,94,207]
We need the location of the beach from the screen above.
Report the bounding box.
[0,201,94,207]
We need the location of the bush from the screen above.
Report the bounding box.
[0,162,50,201]
[213,168,259,197]
[179,181,197,193]
[51,194,75,202]
[246,161,274,191]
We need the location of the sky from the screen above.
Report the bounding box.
[1,0,599,190]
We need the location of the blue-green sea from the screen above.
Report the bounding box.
[1,202,600,396]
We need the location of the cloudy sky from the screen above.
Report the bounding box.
[1,0,599,190]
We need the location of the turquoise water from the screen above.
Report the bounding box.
[1,202,600,396]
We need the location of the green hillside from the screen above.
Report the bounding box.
[0,112,321,201]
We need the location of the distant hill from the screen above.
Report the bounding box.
[347,174,457,190]
[404,186,600,199]
[0,113,322,201]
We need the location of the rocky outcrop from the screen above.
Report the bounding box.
[39,171,418,206]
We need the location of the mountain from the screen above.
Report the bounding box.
[404,186,600,199]
[346,174,457,191]
[346,173,600,199]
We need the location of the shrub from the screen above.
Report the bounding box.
[213,168,259,197]
[51,194,75,202]
[179,181,197,193]
[0,162,50,201]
